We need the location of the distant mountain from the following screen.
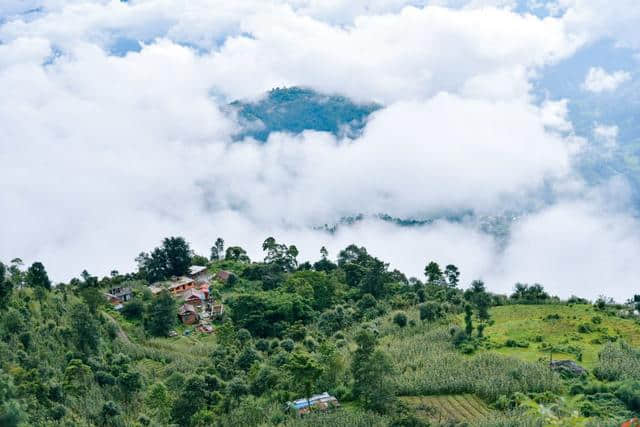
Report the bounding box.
[229,87,381,141]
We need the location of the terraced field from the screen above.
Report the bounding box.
[400,394,492,422]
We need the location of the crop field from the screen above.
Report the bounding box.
[484,304,640,368]
[400,394,492,422]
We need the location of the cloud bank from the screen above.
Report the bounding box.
[1,0,640,301]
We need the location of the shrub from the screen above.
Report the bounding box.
[505,339,529,348]
[591,316,603,324]
[121,300,144,319]
[280,339,294,352]
[255,339,270,352]
[393,312,408,328]
[577,323,593,333]
[419,302,442,322]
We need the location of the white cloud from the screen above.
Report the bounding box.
[557,0,640,51]
[539,98,572,132]
[1,0,639,304]
[582,66,631,93]
[490,199,640,301]
[593,123,618,149]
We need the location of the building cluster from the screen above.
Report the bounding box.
[105,266,233,332]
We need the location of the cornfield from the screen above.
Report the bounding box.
[381,324,563,401]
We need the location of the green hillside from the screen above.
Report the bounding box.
[1,238,640,426]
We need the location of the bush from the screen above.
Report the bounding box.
[280,339,294,352]
[591,316,603,324]
[393,312,408,328]
[577,323,593,333]
[505,339,529,348]
[419,302,442,322]
[121,300,144,319]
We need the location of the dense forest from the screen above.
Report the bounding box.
[1,236,639,426]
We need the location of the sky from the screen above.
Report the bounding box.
[1,0,639,300]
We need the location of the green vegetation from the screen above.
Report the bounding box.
[484,304,640,367]
[0,236,639,426]
[230,87,380,141]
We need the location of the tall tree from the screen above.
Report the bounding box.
[0,262,12,309]
[210,237,225,261]
[8,258,24,289]
[351,329,395,413]
[69,303,100,355]
[360,258,388,298]
[147,290,176,337]
[162,237,192,277]
[424,261,443,284]
[286,351,323,410]
[225,246,250,263]
[262,237,299,272]
[78,270,104,314]
[25,262,51,290]
[465,280,491,321]
[444,264,460,288]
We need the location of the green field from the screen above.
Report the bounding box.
[400,394,492,423]
[484,304,640,368]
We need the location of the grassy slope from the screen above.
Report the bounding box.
[484,304,640,368]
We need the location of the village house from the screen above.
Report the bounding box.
[150,277,195,296]
[211,302,225,318]
[108,286,133,302]
[181,288,206,308]
[178,304,199,325]
[215,270,232,283]
[288,392,339,416]
[104,292,124,310]
[188,265,211,284]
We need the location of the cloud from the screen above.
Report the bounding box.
[593,123,618,149]
[490,197,640,301]
[582,66,631,93]
[558,0,640,51]
[1,0,639,303]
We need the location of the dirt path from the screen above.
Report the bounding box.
[102,311,132,344]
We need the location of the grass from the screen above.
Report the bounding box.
[379,319,562,400]
[400,394,492,422]
[484,304,640,368]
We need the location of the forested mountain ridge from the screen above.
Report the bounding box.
[0,237,639,426]
[229,87,381,141]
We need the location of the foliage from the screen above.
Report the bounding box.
[137,236,192,282]
[231,86,380,141]
[146,290,176,337]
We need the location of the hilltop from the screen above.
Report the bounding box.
[0,237,639,426]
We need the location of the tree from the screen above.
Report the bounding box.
[191,254,209,267]
[0,262,12,309]
[69,303,100,355]
[172,376,208,426]
[351,329,395,413]
[393,312,408,327]
[262,237,299,272]
[286,351,323,410]
[77,270,104,314]
[424,261,443,284]
[25,262,51,290]
[8,258,24,289]
[162,237,192,277]
[444,264,460,288]
[136,237,192,282]
[360,258,388,298]
[225,246,250,263]
[210,237,225,261]
[465,280,492,322]
[121,299,144,319]
[147,290,176,337]
[419,301,442,322]
[464,303,474,336]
